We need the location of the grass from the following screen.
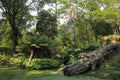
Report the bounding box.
[86,68,120,80]
[0,53,120,80]
[1,58,120,80]
[0,67,106,80]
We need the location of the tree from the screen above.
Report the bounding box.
[0,20,13,48]
[36,10,57,38]
[77,0,120,40]
[17,30,59,61]
[0,0,29,52]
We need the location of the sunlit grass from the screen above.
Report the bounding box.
[27,70,59,75]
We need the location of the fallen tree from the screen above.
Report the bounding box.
[63,43,120,76]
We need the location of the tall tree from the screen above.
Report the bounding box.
[34,0,57,38]
[0,0,29,52]
[36,10,57,38]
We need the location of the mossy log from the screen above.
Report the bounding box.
[63,44,120,76]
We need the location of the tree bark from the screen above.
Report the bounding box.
[29,50,34,61]
[11,25,18,53]
[63,43,120,76]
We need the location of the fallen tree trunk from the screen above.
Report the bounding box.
[63,43,120,76]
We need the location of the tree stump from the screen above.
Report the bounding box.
[63,43,120,76]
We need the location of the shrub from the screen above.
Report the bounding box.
[10,53,27,67]
[58,47,76,65]
[13,53,27,57]
[0,55,10,66]
[103,35,120,45]
[25,59,60,70]
[56,47,82,65]
[10,57,26,67]
[81,43,99,52]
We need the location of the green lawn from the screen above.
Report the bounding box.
[0,67,106,80]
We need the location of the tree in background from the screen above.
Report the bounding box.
[17,29,59,61]
[0,0,31,52]
[0,0,119,57]
[36,10,57,38]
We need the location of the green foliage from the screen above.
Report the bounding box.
[25,59,60,70]
[0,21,13,50]
[0,0,32,52]
[0,55,10,66]
[10,54,27,67]
[36,10,57,38]
[0,47,10,52]
[0,0,120,75]
[55,47,82,65]
[61,48,74,64]
[102,57,120,70]
[81,43,99,52]
[0,53,27,67]
[63,46,100,64]
[17,30,59,58]
[103,35,120,45]
[93,20,113,36]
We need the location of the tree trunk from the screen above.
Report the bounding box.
[29,50,34,61]
[12,26,18,53]
[63,43,120,76]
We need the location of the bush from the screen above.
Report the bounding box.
[0,55,10,66]
[25,59,60,70]
[10,57,26,67]
[10,53,27,67]
[81,43,99,52]
[103,35,120,45]
[56,47,82,65]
